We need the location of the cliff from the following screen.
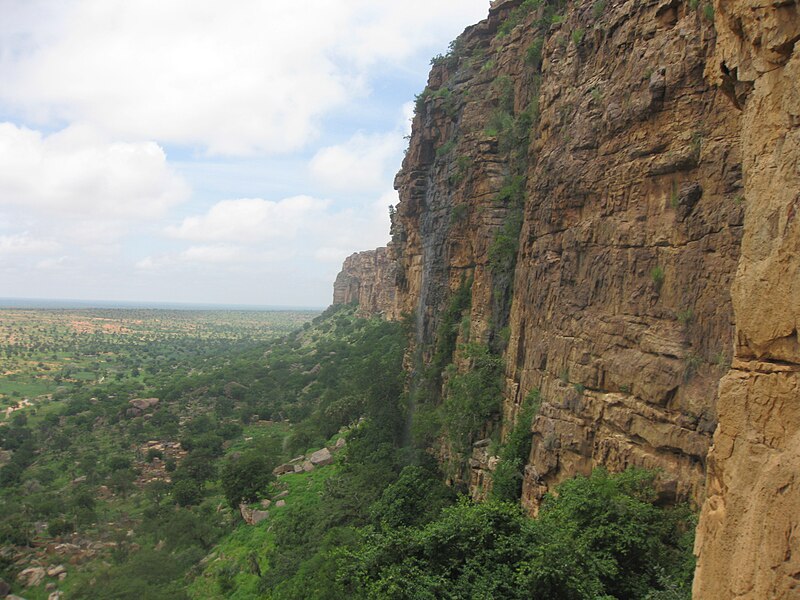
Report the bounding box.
[331,247,396,317]
[335,0,800,595]
[693,1,800,597]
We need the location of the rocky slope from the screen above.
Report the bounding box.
[334,0,800,595]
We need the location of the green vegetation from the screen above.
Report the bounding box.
[443,344,504,457]
[436,137,457,158]
[651,265,666,292]
[593,0,607,18]
[702,3,714,21]
[572,27,585,46]
[333,469,695,599]
[0,302,698,599]
[492,389,540,502]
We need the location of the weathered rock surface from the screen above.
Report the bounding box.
[332,247,396,317]
[309,447,333,466]
[17,567,45,588]
[693,1,800,598]
[390,0,741,508]
[239,504,269,525]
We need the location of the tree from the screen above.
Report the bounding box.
[220,452,274,508]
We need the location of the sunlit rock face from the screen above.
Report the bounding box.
[332,246,396,317]
[693,2,800,598]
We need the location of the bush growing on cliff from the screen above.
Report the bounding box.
[442,343,503,457]
[334,468,696,599]
[492,389,540,502]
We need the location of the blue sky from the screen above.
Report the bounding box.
[0,0,489,307]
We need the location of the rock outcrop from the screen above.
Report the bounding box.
[331,247,396,317]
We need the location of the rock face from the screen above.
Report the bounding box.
[332,247,396,317]
[333,0,800,594]
[692,2,800,598]
[391,0,741,509]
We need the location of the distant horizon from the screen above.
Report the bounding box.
[0,296,326,312]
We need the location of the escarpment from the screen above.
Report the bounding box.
[331,247,396,317]
[394,0,742,507]
[335,0,800,595]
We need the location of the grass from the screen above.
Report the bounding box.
[187,466,336,600]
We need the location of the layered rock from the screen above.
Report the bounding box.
[331,247,396,317]
[503,0,743,512]
[693,1,800,597]
[392,0,742,508]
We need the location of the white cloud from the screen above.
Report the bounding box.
[0,123,188,219]
[310,131,405,192]
[0,0,489,156]
[0,232,59,256]
[165,196,331,243]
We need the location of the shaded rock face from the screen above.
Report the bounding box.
[332,247,397,317]
[693,1,800,598]
[392,0,742,509]
[503,0,743,513]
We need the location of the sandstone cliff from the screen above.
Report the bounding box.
[331,247,396,317]
[693,1,800,597]
[395,0,742,508]
[334,0,800,595]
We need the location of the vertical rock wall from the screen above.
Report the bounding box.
[331,247,396,317]
[693,1,800,597]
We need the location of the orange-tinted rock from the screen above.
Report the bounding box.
[693,2,800,598]
[332,247,396,317]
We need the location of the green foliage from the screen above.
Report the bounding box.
[572,28,585,45]
[430,275,473,380]
[525,37,544,70]
[702,3,714,21]
[688,0,699,10]
[335,469,696,600]
[436,137,457,158]
[651,265,666,292]
[592,0,607,18]
[220,451,277,508]
[430,37,465,70]
[492,389,540,502]
[442,344,503,456]
[369,464,455,529]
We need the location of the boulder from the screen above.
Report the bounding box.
[129,398,159,411]
[309,447,333,466]
[272,463,295,476]
[259,499,272,508]
[46,565,65,578]
[273,490,289,500]
[48,592,63,600]
[239,504,270,525]
[17,566,45,587]
[302,460,314,472]
[334,437,346,451]
[275,500,286,508]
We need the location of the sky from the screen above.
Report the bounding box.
[0,0,490,308]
